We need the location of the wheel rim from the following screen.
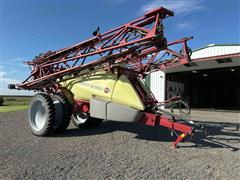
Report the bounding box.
[30,100,47,131]
[73,112,89,124]
[53,99,63,129]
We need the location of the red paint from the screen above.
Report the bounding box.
[159,116,192,134]
[140,112,159,126]
[13,7,192,90]
[140,112,193,147]
[82,104,89,113]
[128,77,158,105]
[10,7,196,148]
[73,100,90,113]
[104,87,110,93]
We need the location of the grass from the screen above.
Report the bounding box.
[0,96,31,113]
[0,105,29,113]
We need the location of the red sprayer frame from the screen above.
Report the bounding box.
[9,7,197,148]
[11,7,192,91]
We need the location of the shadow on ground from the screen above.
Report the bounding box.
[188,120,240,151]
[54,120,240,151]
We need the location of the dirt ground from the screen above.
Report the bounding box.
[0,111,239,180]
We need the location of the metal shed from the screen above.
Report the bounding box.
[148,44,240,109]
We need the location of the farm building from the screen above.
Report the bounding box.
[147,44,240,110]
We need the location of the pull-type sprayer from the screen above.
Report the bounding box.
[9,7,203,148]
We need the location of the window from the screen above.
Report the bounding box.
[216,58,232,64]
[184,62,198,67]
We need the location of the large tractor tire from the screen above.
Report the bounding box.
[71,112,102,128]
[51,93,71,133]
[28,93,55,136]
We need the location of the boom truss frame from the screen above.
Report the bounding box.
[12,7,192,91]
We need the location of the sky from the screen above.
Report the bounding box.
[0,0,239,95]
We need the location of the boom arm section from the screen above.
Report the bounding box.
[10,7,192,91]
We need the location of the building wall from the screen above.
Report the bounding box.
[166,80,184,99]
[149,45,240,109]
[149,71,186,109]
[191,45,240,59]
[149,71,165,104]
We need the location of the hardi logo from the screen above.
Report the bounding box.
[104,87,110,93]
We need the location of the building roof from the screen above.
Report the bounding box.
[191,44,240,59]
[162,44,240,73]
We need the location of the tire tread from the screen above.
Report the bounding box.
[29,93,55,136]
[51,93,71,133]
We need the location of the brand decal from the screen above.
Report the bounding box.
[104,87,110,93]
[80,82,111,93]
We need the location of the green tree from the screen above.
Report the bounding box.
[0,97,4,106]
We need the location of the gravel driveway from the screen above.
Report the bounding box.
[0,111,239,180]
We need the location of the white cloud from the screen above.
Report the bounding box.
[0,70,33,96]
[177,21,193,29]
[0,71,19,85]
[105,0,129,5]
[0,58,33,95]
[3,57,25,64]
[11,57,23,62]
[0,71,5,78]
[141,0,203,15]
